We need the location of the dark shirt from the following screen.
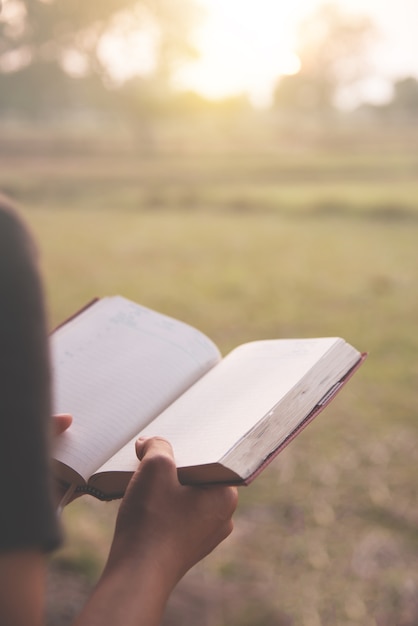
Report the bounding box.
[0,197,61,552]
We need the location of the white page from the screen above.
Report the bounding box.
[52,296,221,480]
[95,337,350,475]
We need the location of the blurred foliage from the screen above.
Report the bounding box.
[273,3,376,115]
[374,76,418,124]
[1,0,418,133]
[0,0,201,118]
[0,1,417,127]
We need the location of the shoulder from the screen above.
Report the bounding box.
[0,195,38,269]
[0,194,34,245]
[0,193,24,229]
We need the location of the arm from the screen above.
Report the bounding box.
[74,437,238,626]
[0,416,74,626]
[0,199,62,626]
[0,551,46,626]
[0,201,61,553]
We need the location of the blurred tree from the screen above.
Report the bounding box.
[0,0,201,119]
[387,76,418,120]
[273,3,375,117]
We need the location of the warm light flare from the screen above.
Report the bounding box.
[174,0,308,107]
[94,0,418,109]
[174,0,418,108]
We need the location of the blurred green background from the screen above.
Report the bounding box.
[1,1,418,624]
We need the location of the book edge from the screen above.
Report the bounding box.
[239,352,367,486]
[53,297,100,332]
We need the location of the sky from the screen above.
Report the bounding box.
[172,0,418,108]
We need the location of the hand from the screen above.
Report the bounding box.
[52,414,75,507]
[107,437,238,590]
[73,437,237,626]
[53,413,73,436]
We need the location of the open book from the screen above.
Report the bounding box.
[51,296,365,500]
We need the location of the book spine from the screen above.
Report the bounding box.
[74,484,123,502]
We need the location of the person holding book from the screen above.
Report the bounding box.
[0,195,238,626]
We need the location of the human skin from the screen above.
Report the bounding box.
[0,415,72,626]
[0,417,238,626]
[74,436,238,626]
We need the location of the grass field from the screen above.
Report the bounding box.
[2,120,418,625]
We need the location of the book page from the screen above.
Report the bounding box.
[94,337,356,476]
[52,296,221,481]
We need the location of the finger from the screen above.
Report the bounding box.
[53,413,73,436]
[227,486,239,515]
[198,484,239,517]
[135,436,174,462]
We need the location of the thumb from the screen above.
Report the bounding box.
[135,436,175,462]
[54,413,73,436]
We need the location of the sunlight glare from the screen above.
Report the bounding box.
[98,10,158,84]
[98,0,418,109]
[174,0,314,107]
[174,0,418,108]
